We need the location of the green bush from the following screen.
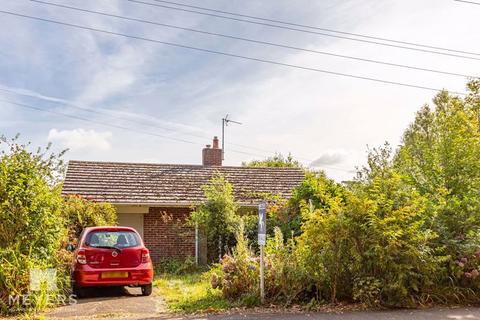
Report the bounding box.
[299,145,443,307]
[265,227,310,304]
[156,257,198,275]
[0,136,117,315]
[210,81,480,308]
[352,277,382,307]
[211,222,259,299]
[0,136,67,314]
[62,195,117,242]
[212,224,310,305]
[190,173,239,262]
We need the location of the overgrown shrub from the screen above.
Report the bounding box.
[62,195,117,242]
[211,80,480,309]
[352,277,382,307]
[212,225,310,305]
[156,257,198,275]
[0,136,117,315]
[210,222,259,300]
[190,173,239,262]
[0,136,67,314]
[265,227,310,304]
[299,145,444,307]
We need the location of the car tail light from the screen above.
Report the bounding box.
[77,249,87,265]
[141,249,150,263]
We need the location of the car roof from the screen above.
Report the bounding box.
[83,226,138,233]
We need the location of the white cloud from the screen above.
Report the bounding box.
[310,150,348,167]
[47,129,112,151]
[3,0,480,182]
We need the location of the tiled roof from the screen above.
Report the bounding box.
[62,161,305,205]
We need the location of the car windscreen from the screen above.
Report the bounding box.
[85,230,141,248]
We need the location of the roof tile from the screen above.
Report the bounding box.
[62,161,305,205]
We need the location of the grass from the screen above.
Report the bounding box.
[154,271,231,313]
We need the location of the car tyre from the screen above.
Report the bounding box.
[72,284,86,299]
[141,283,152,296]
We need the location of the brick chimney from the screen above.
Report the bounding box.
[202,136,222,166]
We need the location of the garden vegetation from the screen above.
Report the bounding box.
[0,136,116,315]
[206,81,480,308]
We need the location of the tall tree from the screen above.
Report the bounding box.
[242,153,302,168]
[395,80,480,258]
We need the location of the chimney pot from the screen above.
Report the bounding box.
[213,136,219,149]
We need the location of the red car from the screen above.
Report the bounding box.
[70,226,154,297]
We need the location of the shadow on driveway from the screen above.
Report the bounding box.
[45,286,165,319]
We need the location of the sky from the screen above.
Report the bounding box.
[1,0,479,181]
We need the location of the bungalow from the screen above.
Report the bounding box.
[62,137,305,264]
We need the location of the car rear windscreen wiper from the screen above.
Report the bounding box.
[88,245,121,251]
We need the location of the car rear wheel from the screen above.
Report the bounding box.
[141,283,152,296]
[72,284,86,298]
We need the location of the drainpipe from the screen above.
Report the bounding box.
[195,222,199,266]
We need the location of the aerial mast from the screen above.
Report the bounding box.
[221,114,242,160]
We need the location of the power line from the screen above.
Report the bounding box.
[1,99,352,172]
[0,86,298,159]
[30,0,476,79]
[0,10,468,95]
[0,86,338,165]
[146,0,480,57]
[128,0,480,61]
[1,99,198,145]
[454,0,480,5]
[0,86,210,141]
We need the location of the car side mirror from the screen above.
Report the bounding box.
[66,244,76,252]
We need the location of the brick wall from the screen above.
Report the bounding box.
[143,207,195,264]
[202,147,222,166]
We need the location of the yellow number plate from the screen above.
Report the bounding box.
[101,272,128,279]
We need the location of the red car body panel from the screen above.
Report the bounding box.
[72,226,154,287]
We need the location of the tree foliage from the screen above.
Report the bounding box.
[190,173,239,261]
[395,84,480,261]
[214,80,480,307]
[242,153,302,168]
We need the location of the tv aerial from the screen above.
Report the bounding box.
[222,114,242,160]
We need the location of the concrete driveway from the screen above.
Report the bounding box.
[45,286,166,320]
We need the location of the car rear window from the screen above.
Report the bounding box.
[85,230,141,248]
